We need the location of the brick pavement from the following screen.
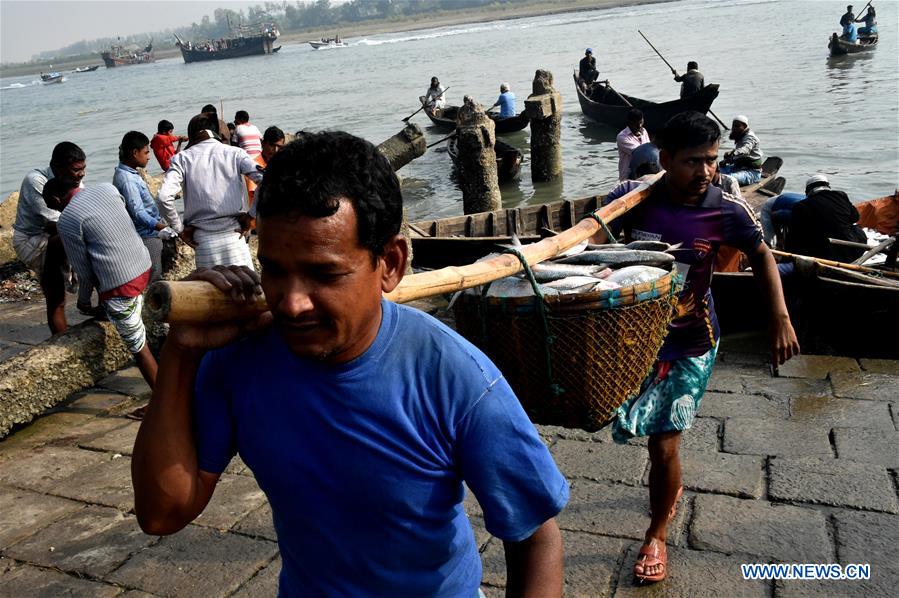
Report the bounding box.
[1,350,897,596]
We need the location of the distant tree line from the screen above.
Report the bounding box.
[24,0,536,63]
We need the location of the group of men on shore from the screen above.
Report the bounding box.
[11,106,286,394]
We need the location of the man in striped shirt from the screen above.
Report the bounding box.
[234,110,262,158]
[44,179,158,389]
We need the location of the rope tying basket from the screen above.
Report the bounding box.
[454,265,681,431]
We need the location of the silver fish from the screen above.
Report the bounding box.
[532,263,607,282]
[606,265,669,287]
[586,244,630,251]
[541,276,605,293]
[625,240,671,251]
[556,249,675,267]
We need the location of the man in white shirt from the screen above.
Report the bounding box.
[423,76,446,112]
[157,113,263,270]
[616,109,651,181]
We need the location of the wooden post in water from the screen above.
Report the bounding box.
[377,123,427,171]
[525,69,563,183]
[455,96,502,214]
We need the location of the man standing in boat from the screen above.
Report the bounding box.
[132,131,568,596]
[719,115,764,186]
[671,61,704,99]
[601,111,799,585]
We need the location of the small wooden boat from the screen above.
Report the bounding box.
[409,158,783,269]
[101,41,155,68]
[446,137,523,184]
[423,104,530,135]
[72,65,100,73]
[309,39,347,49]
[829,33,878,56]
[574,74,720,133]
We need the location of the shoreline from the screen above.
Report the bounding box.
[1,0,672,77]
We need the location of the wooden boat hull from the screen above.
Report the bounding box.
[73,65,100,73]
[829,33,878,56]
[424,105,529,134]
[446,138,522,184]
[573,74,720,133]
[178,37,279,63]
[309,41,347,49]
[101,51,155,68]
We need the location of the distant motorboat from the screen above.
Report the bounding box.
[73,65,100,73]
[40,72,64,84]
[309,37,347,49]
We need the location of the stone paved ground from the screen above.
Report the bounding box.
[1,347,897,596]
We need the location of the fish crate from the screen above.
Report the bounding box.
[454,265,681,431]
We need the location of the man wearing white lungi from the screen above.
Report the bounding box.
[157,113,263,270]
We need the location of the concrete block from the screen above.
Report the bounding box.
[48,454,135,511]
[681,417,721,452]
[859,358,899,375]
[769,456,898,513]
[193,474,267,531]
[225,453,251,476]
[481,530,625,596]
[524,93,558,119]
[699,392,789,420]
[831,371,899,402]
[4,505,155,577]
[789,395,893,429]
[834,509,899,569]
[0,412,129,461]
[0,485,83,548]
[680,450,765,498]
[614,542,771,597]
[234,503,277,542]
[550,439,647,485]
[741,376,832,399]
[723,418,832,457]
[63,389,132,413]
[690,494,831,562]
[0,445,109,492]
[0,561,120,597]
[96,366,152,399]
[107,525,279,596]
[775,355,859,380]
[559,480,686,545]
[233,556,282,597]
[705,368,744,393]
[79,420,141,455]
[0,319,131,438]
[834,427,899,468]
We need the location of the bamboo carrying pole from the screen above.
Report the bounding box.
[772,249,899,280]
[145,173,663,323]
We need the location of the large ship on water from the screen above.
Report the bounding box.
[101,41,155,68]
[174,23,280,64]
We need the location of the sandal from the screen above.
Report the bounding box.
[633,538,667,584]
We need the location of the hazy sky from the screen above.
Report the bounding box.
[0,1,264,63]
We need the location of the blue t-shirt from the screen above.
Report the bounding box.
[770,192,806,226]
[605,179,763,361]
[495,91,516,118]
[194,299,569,597]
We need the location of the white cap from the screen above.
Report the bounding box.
[733,115,749,126]
[805,174,830,188]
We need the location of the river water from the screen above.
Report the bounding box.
[1,0,896,220]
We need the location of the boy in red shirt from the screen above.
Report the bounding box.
[150,120,188,171]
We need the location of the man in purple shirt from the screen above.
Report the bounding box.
[603,111,799,584]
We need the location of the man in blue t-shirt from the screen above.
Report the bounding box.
[491,83,516,119]
[600,112,799,585]
[132,131,569,596]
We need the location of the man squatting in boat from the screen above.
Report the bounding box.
[131,131,570,596]
[600,111,799,584]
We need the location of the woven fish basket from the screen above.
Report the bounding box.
[454,265,681,431]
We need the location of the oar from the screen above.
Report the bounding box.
[402,86,450,122]
[426,131,456,149]
[145,173,665,322]
[637,30,729,131]
[600,80,633,108]
[854,1,872,21]
[771,249,899,280]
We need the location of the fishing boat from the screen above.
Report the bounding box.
[573,74,720,133]
[446,138,523,183]
[174,24,280,63]
[409,158,783,269]
[40,72,64,84]
[101,41,155,68]
[423,104,530,134]
[829,32,878,56]
[308,38,347,49]
[72,65,100,73]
